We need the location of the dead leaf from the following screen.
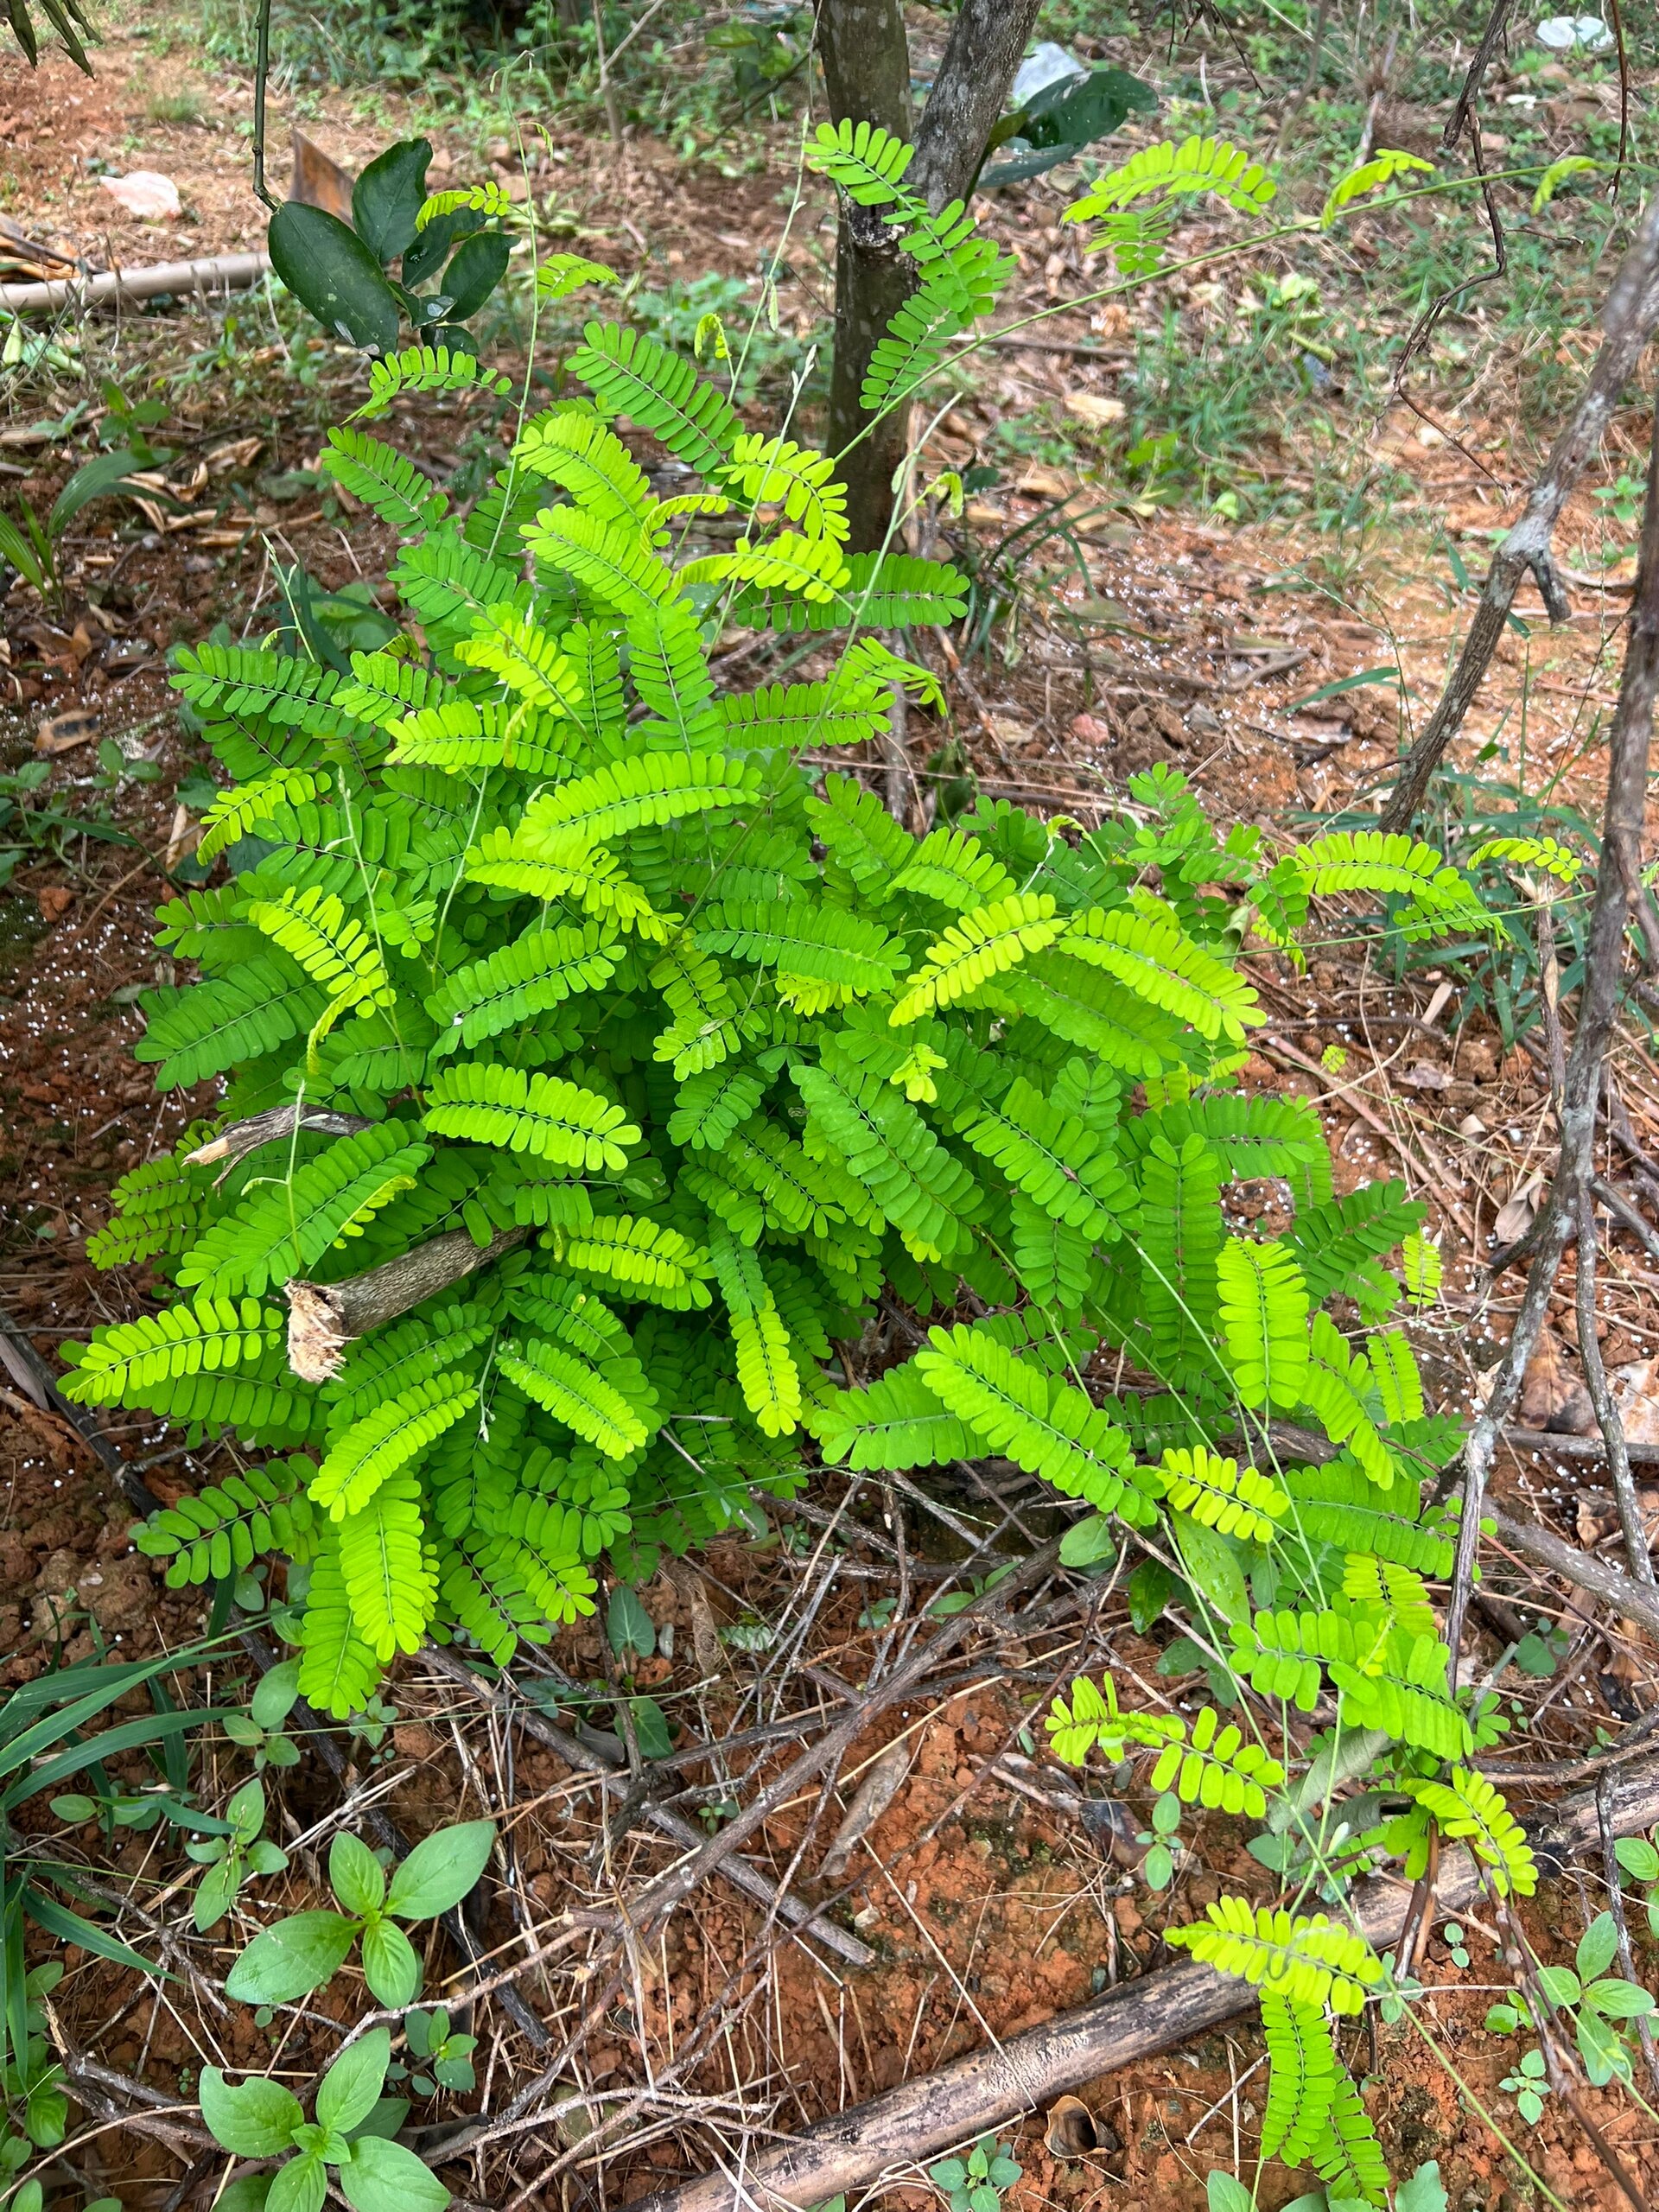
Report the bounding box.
[1045,2096,1098,2160]
[99,171,181,219]
[1017,462,1074,500]
[663,1557,723,1681]
[1077,1796,1148,1869]
[1492,1195,1533,1241]
[207,435,264,473]
[163,802,200,872]
[35,708,99,754]
[1493,1170,1545,1244]
[1520,1329,1595,1435]
[1064,392,1125,429]
[820,1737,912,1881]
[1458,1113,1487,1138]
[1613,1358,1659,1446]
[289,130,355,220]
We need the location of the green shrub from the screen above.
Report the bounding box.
[52,123,1575,2205]
[67,128,1493,1744]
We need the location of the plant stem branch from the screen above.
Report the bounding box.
[1444,393,1659,1676]
[1380,192,1659,830]
[251,0,276,213]
[284,1226,528,1382]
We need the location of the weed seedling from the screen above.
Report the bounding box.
[186,1777,291,1932]
[201,2027,448,2212]
[226,1821,495,2008]
[1499,2047,1549,2124]
[927,2136,1022,2212]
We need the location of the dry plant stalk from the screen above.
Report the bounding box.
[1381,194,1659,832]
[1443,402,1659,1671]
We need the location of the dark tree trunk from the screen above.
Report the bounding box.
[818,0,914,552]
[909,0,1045,208]
[817,0,1043,551]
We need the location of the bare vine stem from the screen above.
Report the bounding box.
[1445,397,1659,1675]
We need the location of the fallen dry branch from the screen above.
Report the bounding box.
[1503,1425,1659,1465]
[635,1748,1659,2212]
[0,251,273,314]
[1442,396,1659,1669]
[285,1225,529,1381]
[1486,1502,1659,1643]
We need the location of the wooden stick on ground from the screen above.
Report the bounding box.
[1486,1501,1659,1643]
[632,1746,1659,2212]
[0,251,273,315]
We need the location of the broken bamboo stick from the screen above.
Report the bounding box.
[0,251,272,315]
[635,1746,1659,2212]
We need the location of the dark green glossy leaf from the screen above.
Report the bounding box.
[440,232,510,321]
[353,138,431,266]
[982,67,1157,188]
[269,203,401,355]
[401,208,481,289]
[1024,67,1157,149]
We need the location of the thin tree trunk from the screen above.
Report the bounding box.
[817,0,1043,550]
[818,0,914,552]
[908,0,1045,210]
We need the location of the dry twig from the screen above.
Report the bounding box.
[1381,194,1659,830]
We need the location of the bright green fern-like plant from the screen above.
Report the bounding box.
[73,278,1491,1735]
[60,144,1544,2204]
